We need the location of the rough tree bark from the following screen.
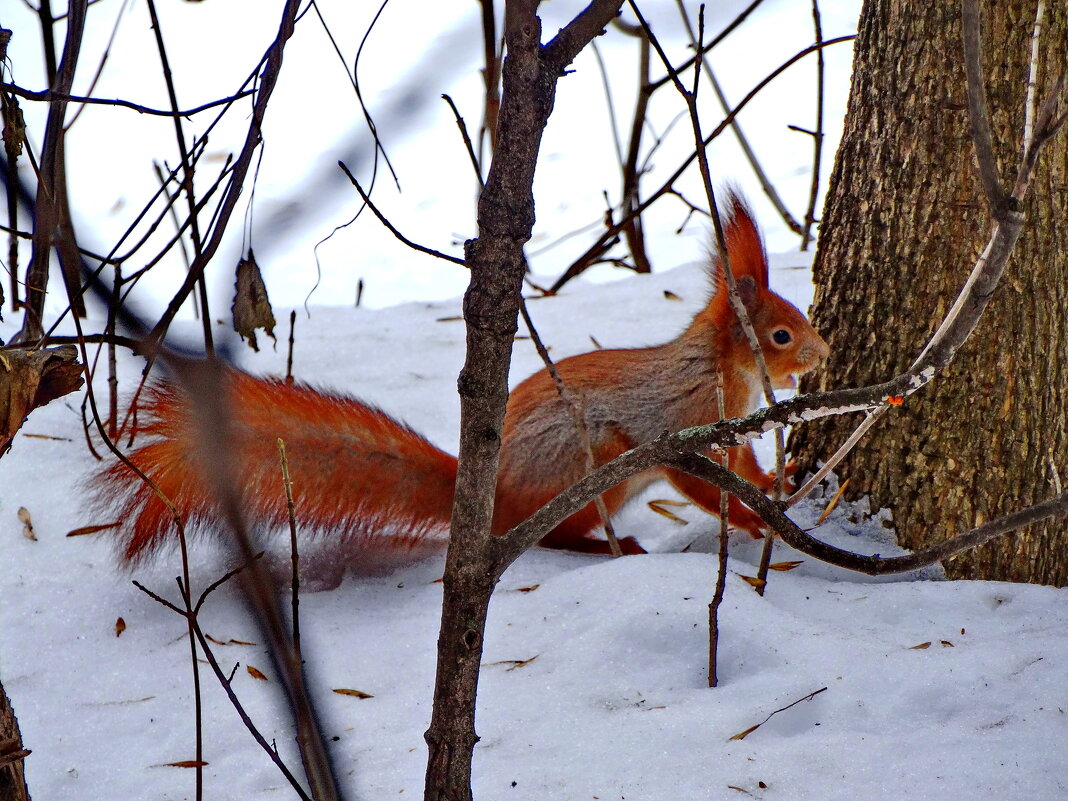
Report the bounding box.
[790,0,1068,584]
[0,681,30,801]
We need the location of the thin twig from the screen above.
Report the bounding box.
[14,0,88,341]
[590,40,625,167]
[617,19,653,274]
[729,687,827,740]
[550,35,855,293]
[1,81,255,117]
[647,0,769,92]
[278,439,302,664]
[673,0,803,237]
[338,160,466,266]
[800,0,825,250]
[174,575,205,801]
[441,93,485,189]
[145,0,213,354]
[188,617,314,801]
[787,408,883,506]
[708,384,729,688]
[146,0,305,345]
[285,310,296,382]
[477,0,500,155]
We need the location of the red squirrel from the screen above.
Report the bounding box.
[92,192,828,569]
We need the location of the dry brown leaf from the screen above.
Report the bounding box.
[0,345,83,458]
[232,251,276,353]
[513,584,540,593]
[815,478,851,525]
[727,786,752,795]
[940,640,954,647]
[910,642,932,650]
[67,522,120,537]
[333,688,374,699]
[589,335,602,349]
[738,575,766,591]
[768,560,804,572]
[164,760,209,769]
[1,83,26,161]
[18,507,35,541]
[435,315,464,322]
[484,656,539,671]
[246,665,268,681]
[728,724,761,742]
[207,635,255,647]
[663,289,683,301]
[21,433,72,442]
[115,617,126,637]
[647,498,690,525]
[728,687,828,742]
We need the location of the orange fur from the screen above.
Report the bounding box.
[94,372,457,566]
[90,191,828,568]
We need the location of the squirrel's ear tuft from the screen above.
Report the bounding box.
[708,189,768,289]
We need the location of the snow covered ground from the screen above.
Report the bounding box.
[3,260,1067,801]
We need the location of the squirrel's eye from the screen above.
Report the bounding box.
[772,329,792,345]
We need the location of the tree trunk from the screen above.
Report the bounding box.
[790,0,1068,584]
[423,4,625,799]
[0,682,31,801]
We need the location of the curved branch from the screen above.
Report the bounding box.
[0,81,255,118]
[668,452,1068,576]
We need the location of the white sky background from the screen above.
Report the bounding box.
[2,0,861,323]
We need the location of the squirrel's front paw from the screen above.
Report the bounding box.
[617,536,647,555]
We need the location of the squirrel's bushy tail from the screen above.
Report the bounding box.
[93,370,458,565]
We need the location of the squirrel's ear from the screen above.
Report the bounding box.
[717,190,769,289]
[737,274,759,313]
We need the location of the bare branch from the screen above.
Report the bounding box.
[0,81,255,118]
[961,0,1006,207]
[543,0,623,73]
[787,407,883,505]
[647,0,769,92]
[673,0,803,237]
[1021,0,1047,153]
[800,0,825,250]
[147,0,304,345]
[441,94,485,189]
[668,452,1068,576]
[338,160,466,266]
[550,35,855,293]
